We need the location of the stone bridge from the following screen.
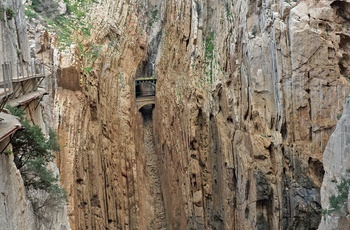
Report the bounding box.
[135,77,156,110]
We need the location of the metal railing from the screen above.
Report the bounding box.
[0,62,13,97]
[13,58,46,81]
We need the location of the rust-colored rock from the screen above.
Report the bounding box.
[54,0,350,229]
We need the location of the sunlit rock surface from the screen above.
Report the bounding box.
[54,0,350,229]
[320,99,350,230]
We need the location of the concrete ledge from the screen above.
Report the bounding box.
[0,113,21,142]
[0,87,12,97]
[7,88,47,107]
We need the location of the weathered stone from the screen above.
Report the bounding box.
[50,0,350,229]
[0,0,70,228]
[255,170,270,201]
[319,100,350,229]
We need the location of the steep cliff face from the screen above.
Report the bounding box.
[54,2,147,228]
[319,99,350,230]
[154,0,350,229]
[55,0,350,229]
[0,103,70,230]
[0,0,30,69]
[0,0,70,229]
[0,153,36,229]
[0,2,33,228]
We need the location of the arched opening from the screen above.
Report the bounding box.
[139,104,154,117]
[138,102,155,111]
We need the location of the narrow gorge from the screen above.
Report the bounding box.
[1,0,350,229]
[141,106,166,229]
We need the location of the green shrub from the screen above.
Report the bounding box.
[26,0,94,47]
[5,8,14,20]
[337,114,342,120]
[323,170,350,217]
[205,32,215,61]
[195,0,201,16]
[84,66,93,74]
[25,8,37,19]
[225,2,232,18]
[6,105,66,211]
[32,0,41,9]
[148,7,158,27]
[205,32,215,83]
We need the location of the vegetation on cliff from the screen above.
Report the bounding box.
[25,0,100,76]
[323,170,350,218]
[6,106,66,215]
[25,0,93,46]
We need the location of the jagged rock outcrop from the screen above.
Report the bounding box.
[0,0,30,72]
[54,4,146,227]
[54,0,350,229]
[0,154,36,230]
[319,99,350,230]
[0,104,71,230]
[153,0,350,229]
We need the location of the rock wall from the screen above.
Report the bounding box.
[0,1,70,229]
[319,99,350,230]
[0,152,36,230]
[155,0,350,229]
[0,1,33,228]
[0,101,70,230]
[54,2,147,227]
[0,0,30,76]
[55,0,350,229]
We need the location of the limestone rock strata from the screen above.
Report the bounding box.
[0,0,70,229]
[154,0,350,229]
[55,0,350,229]
[0,0,30,74]
[319,99,350,230]
[54,1,147,228]
[0,154,36,230]
[0,104,70,230]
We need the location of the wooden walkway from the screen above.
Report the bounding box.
[0,59,48,147]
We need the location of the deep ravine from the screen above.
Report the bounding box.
[141,106,167,229]
[52,0,350,228]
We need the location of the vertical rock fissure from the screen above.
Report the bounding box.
[141,106,166,229]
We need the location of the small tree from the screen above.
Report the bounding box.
[323,169,350,218]
[6,105,66,212]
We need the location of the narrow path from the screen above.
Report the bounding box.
[142,106,167,229]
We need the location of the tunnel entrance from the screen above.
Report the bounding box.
[140,104,154,120]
